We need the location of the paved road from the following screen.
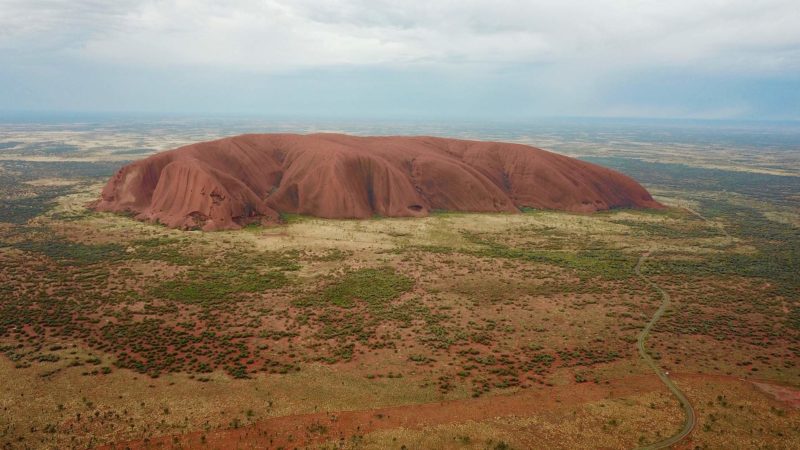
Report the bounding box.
[634,251,696,449]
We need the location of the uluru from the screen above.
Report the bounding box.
[93,133,662,231]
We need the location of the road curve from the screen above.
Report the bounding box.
[633,251,696,449]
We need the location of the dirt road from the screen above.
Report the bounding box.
[633,251,696,449]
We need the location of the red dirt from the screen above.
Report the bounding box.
[96,373,788,450]
[752,381,800,408]
[93,134,662,231]
[98,374,666,450]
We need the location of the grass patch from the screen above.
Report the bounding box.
[462,232,634,280]
[11,239,126,265]
[151,269,288,306]
[645,199,799,297]
[297,267,413,308]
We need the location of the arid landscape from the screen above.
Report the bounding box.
[1,118,798,449]
[4,0,800,447]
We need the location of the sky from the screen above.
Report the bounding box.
[1,0,799,120]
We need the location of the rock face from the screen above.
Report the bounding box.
[93,133,662,230]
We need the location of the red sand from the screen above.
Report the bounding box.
[98,373,668,450]
[93,133,662,231]
[752,381,800,409]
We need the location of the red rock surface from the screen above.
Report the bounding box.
[93,133,662,230]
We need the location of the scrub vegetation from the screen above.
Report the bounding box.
[0,153,798,449]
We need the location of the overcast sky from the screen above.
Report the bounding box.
[1,0,799,120]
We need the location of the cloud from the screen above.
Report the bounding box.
[2,0,799,74]
[0,0,798,119]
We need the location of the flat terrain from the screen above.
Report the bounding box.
[1,120,799,449]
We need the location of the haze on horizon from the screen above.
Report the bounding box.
[1,0,799,121]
